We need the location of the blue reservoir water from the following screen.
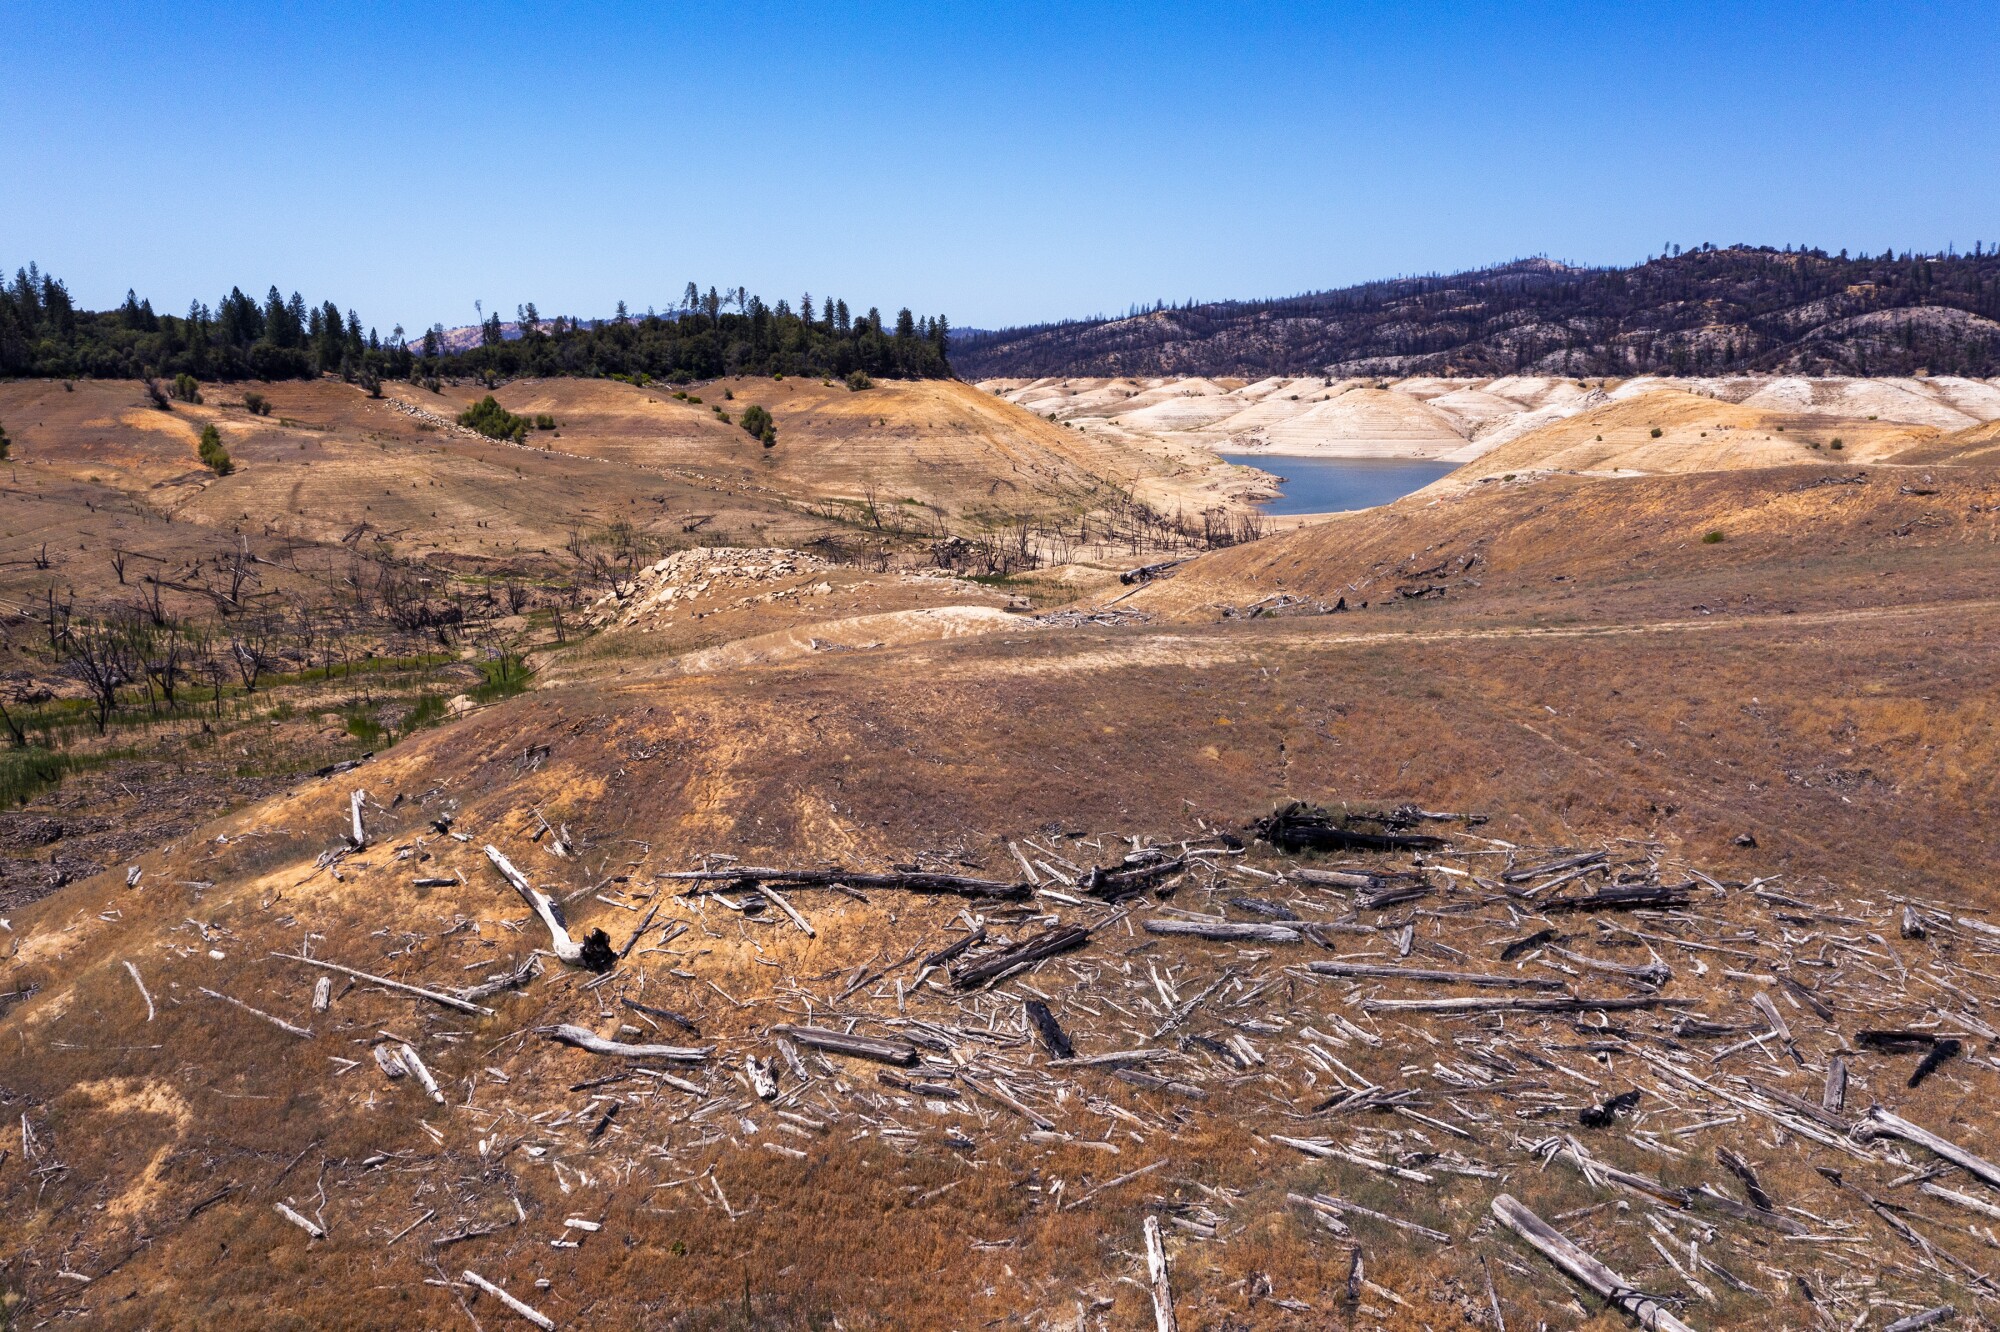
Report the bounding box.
[1219,455,1460,515]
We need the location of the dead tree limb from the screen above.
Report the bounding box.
[270,952,494,1015]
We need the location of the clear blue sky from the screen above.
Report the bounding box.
[7,1,1996,334]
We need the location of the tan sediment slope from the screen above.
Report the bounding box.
[984,373,2000,466]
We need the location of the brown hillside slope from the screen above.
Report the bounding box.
[424,376,1224,526]
[1123,460,2000,625]
[4,443,1999,1328]
[1890,415,2000,466]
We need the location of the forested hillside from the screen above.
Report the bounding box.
[955,246,2000,380]
[0,268,952,383]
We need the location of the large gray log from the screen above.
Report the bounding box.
[486,844,584,965]
[770,1024,916,1065]
[1863,1106,2000,1190]
[1145,919,1300,943]
[1363,994,1693,1015]
[1308,961,1563,990]
[1142,1215,1178,1332]
[1491,1193,1698,1332]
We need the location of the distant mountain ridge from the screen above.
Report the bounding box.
[954,248,2000,380]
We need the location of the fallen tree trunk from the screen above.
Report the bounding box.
[1541,883,1694,913]
[1143,1215,1179,1332]
[486,844,613,971]
[951,923,1090,988]
[1362,994,1694,1015]
[662,866,1029,899]
[1144,918,1300,943]
[270,952,494,1015]
[769,1024,915,1065]
[1862,1106,2000,1190]
[1491,1193,1698,1332]
[461,1269,555,1330]
[545,1023,711,1062]
[1307,961,1564,990]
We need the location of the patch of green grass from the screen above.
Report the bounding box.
[1703,530,1726,544]
[471,653,533,703]
[342,707,387,746]
[401,693,450,734]
[0,746,136,806]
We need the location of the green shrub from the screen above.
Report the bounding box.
[197,424,234,475]
[171,372,202,404]
[0,420,10,461]
[534,414,557,430]
[723,388,734,400]
[739,403,775,448]
[243,391,271,416]
[1829,438,1844,450]
[1702,530,1725,544]
[458,395,529,442]
[1649,426,1663,438]
[847,371,874,391]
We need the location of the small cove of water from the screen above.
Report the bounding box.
[1219,454,1459,515]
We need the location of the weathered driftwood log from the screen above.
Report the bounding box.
[756,885,815,936]
[769,1024,915,1065]
[1144,918,1300,943]
[1823,1056,1848,1113]
[461,1269,555,1330]
[1501,850,1607,883]
[270,951,495,1015]
[545,1023,710,1062]
[1861,1106,2000,1190]
[1356,882,1430,910]
[1142,1215,1179,1332]
[486,844,614,971]
[462,955,543,1003]
[1541,883,1693,913]
[1121,558,1186,585]
[1884,1309,1956,1332]
[1288,1192,1452,1244]
[123,960,154,1021]
[1082,857,1186,901]
[273,1202,325,1240]
[1547,947,1672,988]
[1290,867,1391,889]
[1490,1193,1699,1332]
[1227,894,1300,921]
[199,986,312,1038]
[662,866,1029,899]
[951,923,1091,988]
[398,1043,444,1102]
[1362,994,1694,1015]
[1307,961,1563,990]
[1689,1186,1807,1235]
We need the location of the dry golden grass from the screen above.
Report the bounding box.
[3,384,2000,1328]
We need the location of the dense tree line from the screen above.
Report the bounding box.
[0,266,953,383]
[954,245,2000,380]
